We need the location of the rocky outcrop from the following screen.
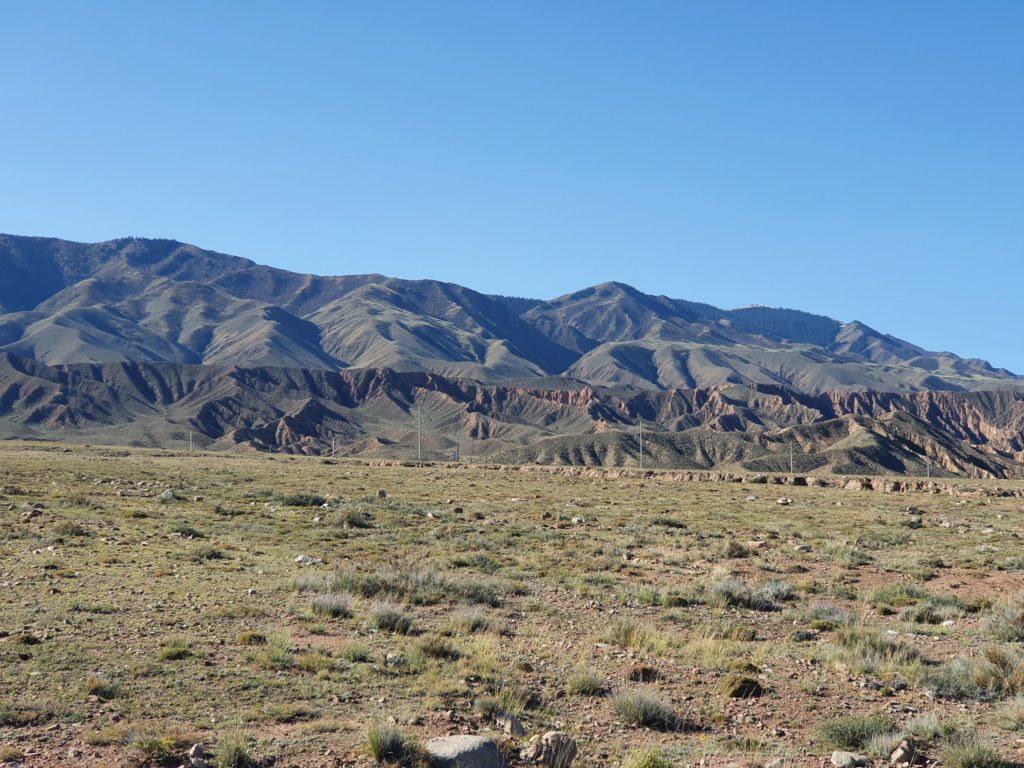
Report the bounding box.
[0,352,1022,478]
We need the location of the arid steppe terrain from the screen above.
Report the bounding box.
[2,442,1023,768]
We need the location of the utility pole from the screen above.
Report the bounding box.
[417,405,422,462]
[926,455,930,480]
[789,440,794,475]
[331,436,336,458]
[638,418,644,470]
[189,430,193,453]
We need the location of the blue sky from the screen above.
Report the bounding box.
[2,2,1021,371]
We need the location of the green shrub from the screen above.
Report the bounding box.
[942,732,1005,768]
[215,728,261,768]
[341,643,373,663]
[926,647,1024,701]
[624,749,674,768]
[310,593,352,618]
[997,697,1024,731]
[256,631,293,670]
[603,618,664,653]
[279,493,326,507]
[984,593,1024,642]
[817,714,897,750]
[706,576,776,612]
[445,607,491,635]
[718,673,764,698]
[159,636,194,661]
[567,670,604,696]
[612,690,677,731]
[808,602,856,631]
[371,603,414,634]
[365,723,418,764]
[416,635,459,661]
[85,673,120,701]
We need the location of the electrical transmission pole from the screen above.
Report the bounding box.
[417,405,422,462]
[789,440,794,475]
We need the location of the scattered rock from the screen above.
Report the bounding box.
[158,489,177,502]
[746,495,759,501]
[571,517,586,525]
[189,744,208,768]
[776,498,793,506]
[791,630,816,642]
[294,554,324,566]
[831,752,868,768]
[495,712,526,737]
[890,739,918,766]
[377,489,387,499]
[520,731,577,767]
[426,735,507,768]
[193,495,205,502]
[793,543,812,553]
[764,759,784,768]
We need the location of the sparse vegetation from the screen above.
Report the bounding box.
[1,442,1022,764]
[817,714,897,750]
[310,593,352,618]
[371,602,414,634]
[612,690,678,731]
[624,749,674,768]
[365,723,418,765]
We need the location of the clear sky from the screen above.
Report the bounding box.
[2,2,1021,371]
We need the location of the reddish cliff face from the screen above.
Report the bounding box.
[0,353,1022,476]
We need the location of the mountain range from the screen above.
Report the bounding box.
[1,233,1021,477]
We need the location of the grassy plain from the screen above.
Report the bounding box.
[1,441,1023,767]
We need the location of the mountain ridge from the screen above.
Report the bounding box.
[1,233,1021,474]
[0,233,1019,394]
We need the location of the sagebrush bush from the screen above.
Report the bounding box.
[808,602,856,631]
[942,731,1005,768]
[817,714,897,750]
[445,607,491,635]
[612,690,677,731]
[416,635,459,661]
[706,576,776,612]
[371,603,414,634]
[603,618,665,653]
[310,593,352,618]
[624,748,674,768]
[567,670,604,696]
[984,593,1024,642]
[997,697,1024,731]
[926,647,1024,701]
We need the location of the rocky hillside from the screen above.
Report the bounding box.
[1,351,1022,477]
[1,234,1020,394]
